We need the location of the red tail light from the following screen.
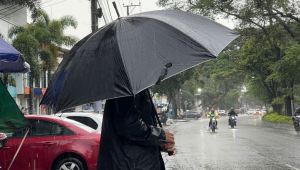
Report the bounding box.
[197,113,200,114]
[94,138,100,144]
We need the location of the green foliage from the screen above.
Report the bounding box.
[263,113,293,125]
[0,0,41,14]
[0,74,16,87]
[0,32,4,39]
[157,0,300,116]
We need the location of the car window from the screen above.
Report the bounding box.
[62,118,95,133]
[10,119,75,138]
[28,119,52,137]
[66,116,98,130]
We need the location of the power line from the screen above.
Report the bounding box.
[97,0,107,24]
[106,0,113,21]
[0,6,24,20]
[0,4,16,12]
[42,0,67,8]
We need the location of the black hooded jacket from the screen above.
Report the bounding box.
[228,110,237,116]
[97,89,166,170]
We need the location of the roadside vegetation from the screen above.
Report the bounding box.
[263,110,293,125]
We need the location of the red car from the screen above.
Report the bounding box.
[0,115,100,170]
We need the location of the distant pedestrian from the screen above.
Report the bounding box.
[24,108,28,115]
[21,107,25,115]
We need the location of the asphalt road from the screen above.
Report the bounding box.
[162,114,300,170]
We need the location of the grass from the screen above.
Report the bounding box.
[263,110,293,125]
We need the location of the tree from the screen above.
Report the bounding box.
[8,10,78,114]
[0,0,41,14]
[151,67,202,117]
[197,46,244,111]
[157,0,300,115]
[12,30,40,115]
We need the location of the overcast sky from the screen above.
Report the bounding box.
[37,0,234,45]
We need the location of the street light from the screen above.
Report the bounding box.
[198,88,201,92]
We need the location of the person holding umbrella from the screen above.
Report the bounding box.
[39,10,239,170]
[97,89,175,170]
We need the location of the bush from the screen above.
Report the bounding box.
[263,113,293,125]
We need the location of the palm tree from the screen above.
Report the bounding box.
[31,9,78,84]
[8,10,78,114]
[10,28,40,115]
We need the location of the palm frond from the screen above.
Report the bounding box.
[0,32,4,39]
[60,15,78,30]
[62,35,79,47]
[8,25,26,39]
[31,9,50,25]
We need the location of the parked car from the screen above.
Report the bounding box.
[235,109,243,114]
[261,109,266,114]
[56,112,103,131]
[218,110,226,116]
[246,109,255,115]
[180,110,201,119]
[0,115,100,170]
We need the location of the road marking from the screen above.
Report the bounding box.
[285,164,300,170]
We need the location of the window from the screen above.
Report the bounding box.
[63,118,96,132]
[67,116,98,130]
[28,119,52,137]
[9,119,75,138]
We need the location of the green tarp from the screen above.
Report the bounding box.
[0,80,29,133]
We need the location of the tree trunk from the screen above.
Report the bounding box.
[47,68,51,84]
[285,96,292,116]
[272,104,282,114]
[3,73,8,89]
[172,97,178,118]
[43,68,47,88]
[29,72,34,115]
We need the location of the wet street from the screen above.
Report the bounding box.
[162,114,300,170]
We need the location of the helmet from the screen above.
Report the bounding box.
[231,107,234,111]
[296,108,300,112]
[211,108,214,111]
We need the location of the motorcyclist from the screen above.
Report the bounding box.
[208,108,217,128]
[292,108,300,126]
[228,107,238,125]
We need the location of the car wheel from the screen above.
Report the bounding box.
[194,116,198,120]
[55,157,84,170]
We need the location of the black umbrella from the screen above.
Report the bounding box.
[41,10,239,112]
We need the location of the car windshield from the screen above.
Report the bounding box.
[62,118,95,133]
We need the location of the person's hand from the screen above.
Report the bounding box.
[164,129,174,144]
[161,143,176,155]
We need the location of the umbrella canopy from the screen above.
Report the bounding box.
[41,10,240,112]
[0,80,30,133]
[0,37,30,73]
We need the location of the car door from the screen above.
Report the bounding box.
[26,119,62,170]
[0,137,16,170]
[4,128,33,170]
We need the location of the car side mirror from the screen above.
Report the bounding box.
[0,133,8,150]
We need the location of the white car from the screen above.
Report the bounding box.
[246,109,255,115]
[56,112,103,131]
[218,110,226,116]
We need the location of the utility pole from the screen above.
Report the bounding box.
[123,3,140,16]
[91,0,98,33]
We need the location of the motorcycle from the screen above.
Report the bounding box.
[294,116,300,135]
[229,115,237,128]
[210,116,217,132]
